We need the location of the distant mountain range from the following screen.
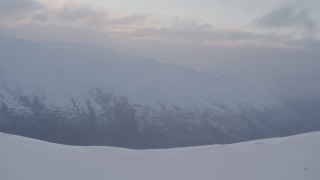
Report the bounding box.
[0,34,298,148]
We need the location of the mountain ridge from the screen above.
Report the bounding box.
[0,34,298,148]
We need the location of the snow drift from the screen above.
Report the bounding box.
[1,132,319,180]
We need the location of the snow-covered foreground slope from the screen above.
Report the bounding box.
[1,132,319,180]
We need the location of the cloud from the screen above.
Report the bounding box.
[54,5,107,25]
[25,3,148,29]
[0,0,43,18]
[253,4,317,30]
[0,0,318,51]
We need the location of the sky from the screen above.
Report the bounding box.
[0,0,319,96]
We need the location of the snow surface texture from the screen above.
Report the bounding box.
[1,132,319,180]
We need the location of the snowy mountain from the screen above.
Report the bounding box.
[0,35,277,110]
[0,35,297,148]
[1,132,319,180]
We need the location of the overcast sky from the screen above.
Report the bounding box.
[0,0,319,96]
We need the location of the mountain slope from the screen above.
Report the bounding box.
[1,132,319,180]
[0,35,278,110]
[0,35,297,148]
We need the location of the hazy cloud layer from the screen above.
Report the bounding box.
[0,0,43,18]
[254,4,317,30]
[0,0,319,96]
[0,0,317,49]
